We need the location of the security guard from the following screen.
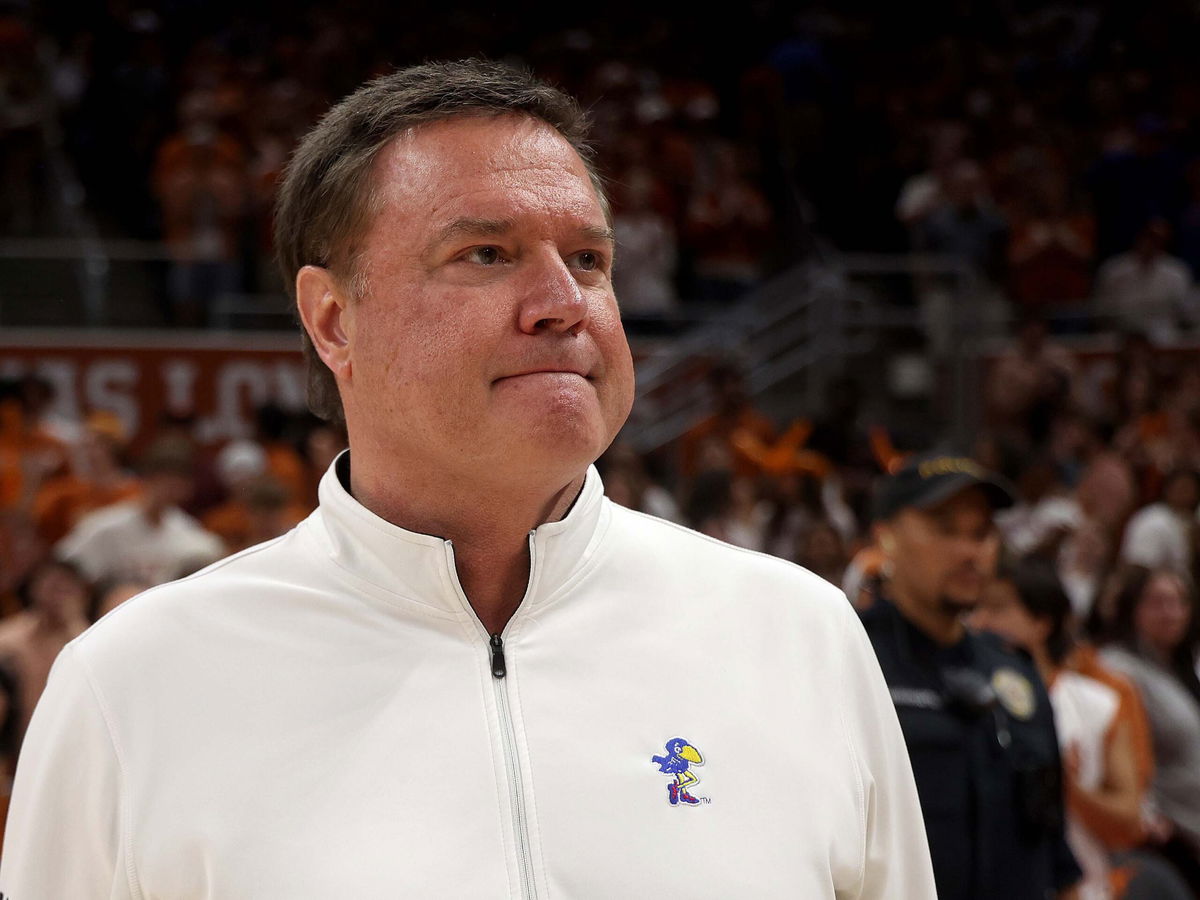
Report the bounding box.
[860,453,1081,900]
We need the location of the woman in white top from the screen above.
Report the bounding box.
[972,559,1143,900]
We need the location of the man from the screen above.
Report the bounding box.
[1096,218,1194,342]
[1119,467,1199,576]
[984,316,1076,448]
[31,409,141,544]
[860,452,1082,899]
[55,436,224,586]
[202,440,306,553]
[1,60,935,898]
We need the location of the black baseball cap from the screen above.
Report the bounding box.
[872,452,1016,522]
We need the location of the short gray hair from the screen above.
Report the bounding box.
[274,59,606,425]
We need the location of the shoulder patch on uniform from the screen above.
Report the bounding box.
[991,667,1036,720]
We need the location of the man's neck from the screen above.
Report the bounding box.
[349,457,586,635]
[888,581,965,646]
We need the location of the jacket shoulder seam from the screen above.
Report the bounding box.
[72,532,298,646]
[615,507,811,573]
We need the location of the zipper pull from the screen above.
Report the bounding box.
[490,633,507,679]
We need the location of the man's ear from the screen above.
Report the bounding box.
[296,266,354,381]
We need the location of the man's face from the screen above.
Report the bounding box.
[337,114,634,486]
[879,486,998,614]
[30,564,87,623]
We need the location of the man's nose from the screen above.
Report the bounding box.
[517,252,589,335]
[958,534,992,568]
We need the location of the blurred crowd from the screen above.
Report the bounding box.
[4,1,1200,331]
[1,1,782,323]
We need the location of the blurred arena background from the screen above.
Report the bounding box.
[2,0,1200,886]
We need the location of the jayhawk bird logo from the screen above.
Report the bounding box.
[651,737,707,806]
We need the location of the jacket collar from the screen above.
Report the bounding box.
[312,451,608,620]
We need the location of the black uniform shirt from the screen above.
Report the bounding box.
[860,596,1081,900]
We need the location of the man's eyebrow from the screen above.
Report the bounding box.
[431,217,515,246]
[579,224,616,244]
[428,218,615,250]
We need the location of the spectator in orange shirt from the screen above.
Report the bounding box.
[203,440,305,554]
[1067,643,1156,839]
[31,411,141,544]
[0,384,67,515]
[152,88,249,325]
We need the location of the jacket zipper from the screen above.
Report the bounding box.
[445,535,540,900]
[489,632,537,900]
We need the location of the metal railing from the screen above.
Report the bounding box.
[624,253,990,453]
[0,238,296,329]
[2,241,1132,458]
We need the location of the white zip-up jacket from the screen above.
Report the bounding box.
[1,458,935,898]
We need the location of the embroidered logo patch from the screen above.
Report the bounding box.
[651,737,708,806]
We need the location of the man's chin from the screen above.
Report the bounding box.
[938,593,981,617]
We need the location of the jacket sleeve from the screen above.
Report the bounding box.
[0,643,134,899]
[835,599,937,900]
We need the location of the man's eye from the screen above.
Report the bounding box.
[465,246,502,265]
[571,251,601,271]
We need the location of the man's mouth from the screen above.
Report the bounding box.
[495,368,592,382]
